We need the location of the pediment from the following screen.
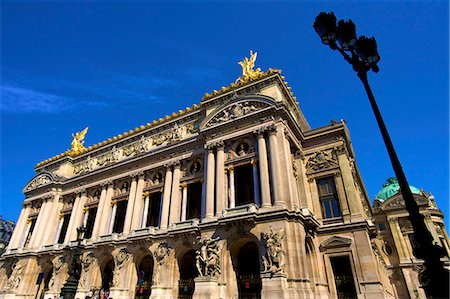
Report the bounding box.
[201,96,275,130]
[319,236,352,251]
[23,172,55,192]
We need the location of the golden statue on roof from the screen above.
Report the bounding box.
[70,127,88,155]
[237,50,263,83]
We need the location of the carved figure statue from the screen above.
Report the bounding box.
[78,252,96,288]
[112,248,131,287]
[71,127,88,155]
[237,50,262,83]
[262,228,286,275]
[153,243,172,285]
[195,236,221,278]
[171,123,183,141]
[136,136,152,154]
[4,262,24,291]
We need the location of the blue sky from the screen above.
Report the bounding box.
[1,1,448,227]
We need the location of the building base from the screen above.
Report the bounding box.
[193,276,220,299]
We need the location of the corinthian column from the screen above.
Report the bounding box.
[205,145,215,220]
[99,182,114,236]
[181,183,188,221]
[92,184,108,239]
[69,191,87,241]
[108,201,118,234]
[8,204,30,249]
[255,129,271,207]
[251,159,261,207]
[141,192,150,228]
[123,175,138,234]
[215,142,225,217]
[169,162,182,225]
[160,165,173,229]
[131,173,146,231]
[268,125,283,206]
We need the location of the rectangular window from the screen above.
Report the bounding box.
[235,164,255,206]
[84,207,97,239]
[58,214,70,244]
[330,256,358,299]
[147,192,162,227]
[113,200,128,234]
[187,182,202,220]
[317,177,341,219]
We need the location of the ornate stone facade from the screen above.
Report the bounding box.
[1,58,448,299]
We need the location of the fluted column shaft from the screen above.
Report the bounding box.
[215,144,225,216]
[268,127,283,206]
[30,198,50,248]
[141,193,150,228]
[64,194,81,244]
[256,131,272,207]
[123,176,138,234]
[92,185,108,238]
[99,183,114,236]
[19,219,32,248]
[53,215,65,244]
[44,193,63,246]
[8,205,29,249]
[252,160,261,207]
[131,175,146,231]
[228,167,235,209]
[169,163,182,225]
[205,148,215,219]
[108,202,118,234]
[181,183,188,221]
[160,166,173,229]
[69,192,87,241]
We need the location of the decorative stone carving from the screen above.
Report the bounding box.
[4,261,24,291]
[205,101,268,128]
[153,243,172,285]
[319,236,352,251]
[49,255,67,290]
[79,252,96,288]
[305,149,338,174]
[23,173,52,192]
[112,248,131,287]
[195,236,221,278]
[135,135,153,154]
[262,228,286,276]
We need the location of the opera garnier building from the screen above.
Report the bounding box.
[1,52,449,299]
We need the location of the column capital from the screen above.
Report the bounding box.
[215,140,225,150]
[333,144,348,156]
[181,182,188,188]
[111,200,118,207]
[59,213,65,220]
[204,143,215,151]
[83,207,89,213]
[42,194,54,202]
[267,124,277,136]
[253,127,267,137]
[251,159,258,166]
[75,188,87,196]
[143,191,150,197]
[228,165,234,172]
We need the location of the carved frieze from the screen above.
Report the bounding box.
[305,149,338,174]
[205,101,268,128]
[153,243,172,285]
[23,173,53,192]
[4,261,24,291]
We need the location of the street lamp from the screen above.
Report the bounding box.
[313,11,449,298]
[60,226,86,299]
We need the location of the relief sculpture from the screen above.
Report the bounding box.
[195,236,221,278]
[262,228,286,276]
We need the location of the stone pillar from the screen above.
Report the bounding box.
[53,215,65,244]
[68,191,87,241]
[160,165,173,229]
[44,192,64,246]
[19,218,32,248]
[82,208,89,227]
[335,146,361,218]
[388,218,409,263]
[169,162,182,225]
[261,273,289,299]
[268,126,283,206]
[255,129,271,208]
[193,277,220,299]
[141,192,150,228]
[92,184,108,239]
[8,204,30,249]
[215,142,225,217]
[181,183,188,221]
[99,182,114,236]
[205,146,215,220]
[252,159,261,207]
[64,194,81,244]
[30,198,51,248]
[228,166,235,209]
[131,173,146,231]
[108,202,118,234]
[123,175,138,234]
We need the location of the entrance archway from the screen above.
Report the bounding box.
[101,259,114,291]
[235,242,262,299]
[135,255,154,299]
[178,250,197,299]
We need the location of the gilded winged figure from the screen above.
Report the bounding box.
[71,127,88,154]
[237,50,262,82]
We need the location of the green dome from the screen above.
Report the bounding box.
[375,177,422,202]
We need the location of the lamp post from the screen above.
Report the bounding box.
[60,226,86,299]
[313,12,449,298]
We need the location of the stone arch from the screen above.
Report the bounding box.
[305,237,319,292]
[200,95,276,130]
[95,251,114,292]
[177,249,197,299]
[131,245,154,299]
[226,232,263,299]
[36,257,53,299]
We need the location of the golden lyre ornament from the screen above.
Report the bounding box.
[70,127,88,155]
[237,50,263,83]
